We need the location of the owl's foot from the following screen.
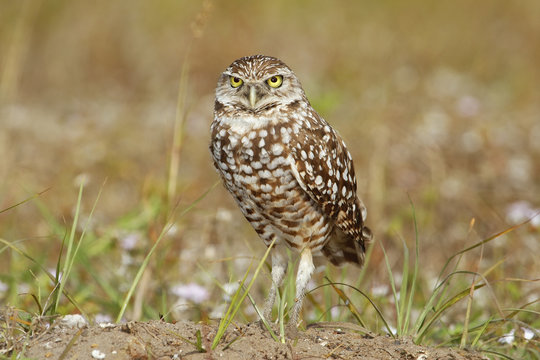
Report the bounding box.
[258,319,301,339]
[257,313,301,338]
[258,317,270,330]
[286,323,300,339]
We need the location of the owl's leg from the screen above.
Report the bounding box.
[287,247,315,337]
[261,247,288,324]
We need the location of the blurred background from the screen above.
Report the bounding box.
[0,0,538,334]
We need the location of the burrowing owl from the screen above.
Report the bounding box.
[210,55,372,334]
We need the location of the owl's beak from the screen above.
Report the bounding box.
[249,86,257,108]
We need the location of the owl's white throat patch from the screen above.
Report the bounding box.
[224,114,273,135]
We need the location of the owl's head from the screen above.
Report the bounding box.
[215,55,307,112]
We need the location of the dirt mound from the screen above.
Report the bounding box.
[22,319,487,359]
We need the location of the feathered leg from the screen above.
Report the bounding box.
[287,247,315,337]
[261,247,288,323]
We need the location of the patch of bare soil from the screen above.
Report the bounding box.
[19,318,488,360]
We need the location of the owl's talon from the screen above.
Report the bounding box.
[286,324,300,339]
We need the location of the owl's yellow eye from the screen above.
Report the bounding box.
[229,76,243,88]
[267,75,283,88]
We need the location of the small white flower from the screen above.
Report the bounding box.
[120,253,134,266]
[18,283,30,294]
[119,233,139,250]
[456,95,480,118]
[385,324,397,336]
[216,208,233,222]
[74,173,91,187]
[210,303,227,319]
[506,201,540,227]
[0,281,8,293]
[222,282,239,302]
[522,327,535,340]
[498,329,515,344]
[372,284,389,297]
[94,313,112,324]
[171,283,209,304]
[48,269,63,282]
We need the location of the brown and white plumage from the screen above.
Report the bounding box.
[210,55,372,335]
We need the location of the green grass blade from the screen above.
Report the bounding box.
[0,238,86,317]
[471,316,492,347]
[502,307,539,316]
[278,285,287,343]
[54,182,84,312]
[167,57,190,207]
[116,184,215,322]
[215,262,253,337]
[314,279,395,338]
[398,235,409,335]
[379,238,400,334]
[480,349,514,360]
[0,188,50,215]
[403,197,419,335]
[325,277,366,328]
[245,291,278,341]
[65,181,104,277]
[413,269,469,337]
[167,329,206,352]
[58,329,83,360]
[415,276,487,344]
[116,221,172,323]
[413,252,504,337]
[211,238,275,349]
[435,221,527,290]
[177,180,220,219]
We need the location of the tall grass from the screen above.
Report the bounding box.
[319,206,539,358]
[1,182,102,319]
[211,239,275,349]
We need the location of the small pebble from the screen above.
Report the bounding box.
[91,349,106,359]
[59,314,88,329]
[99,323,117,329]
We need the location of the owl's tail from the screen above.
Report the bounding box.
[321,225,372,267]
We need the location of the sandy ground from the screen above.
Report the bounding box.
[20,318,488,360]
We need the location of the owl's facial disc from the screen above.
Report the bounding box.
[243,82,278,110]
[231,80,275,110]
[246,82,274,109]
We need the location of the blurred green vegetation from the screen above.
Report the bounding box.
[0,0,539,357]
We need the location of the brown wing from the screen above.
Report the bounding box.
[287,114,362,229]
[286,111,372,265]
